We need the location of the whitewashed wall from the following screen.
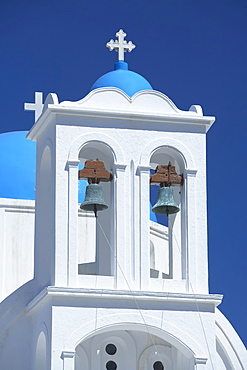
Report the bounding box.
[0,198,35,301]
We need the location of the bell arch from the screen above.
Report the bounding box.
[149,145,185,282]
[139,138,197,292]
[68,132,125,164]
[66,133,127,288]
[140,137,195,169]
[78,140,115,277]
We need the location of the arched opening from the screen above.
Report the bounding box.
[77,141,115,277]
[74,328,194,370]
[149,147,185,281]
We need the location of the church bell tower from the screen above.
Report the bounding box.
[25,30,246,370]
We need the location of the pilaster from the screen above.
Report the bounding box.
[67,159,80,287]
[138,165,151,291]
[61,351,75,370]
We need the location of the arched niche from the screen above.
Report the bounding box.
[78,140,115,277]
[149,145,186,281]
[35,330,48,370]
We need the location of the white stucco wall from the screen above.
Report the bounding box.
[0,198,35,302]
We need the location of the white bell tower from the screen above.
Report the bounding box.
[28,36,213,296]
[25,30,246,370]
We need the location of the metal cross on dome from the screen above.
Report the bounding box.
[106,29,136,61]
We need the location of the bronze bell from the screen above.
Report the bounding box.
[78,159,112,217]
[152,187,180,216]
[80,183,108,217]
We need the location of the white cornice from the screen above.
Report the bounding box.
[27,88,215,141]
[27,286,223,314]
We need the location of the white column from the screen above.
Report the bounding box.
[67,160,80,287]
[138,165,151,291]
[185,169,197,293]
[61,351,75,370]
[114,163,127,290]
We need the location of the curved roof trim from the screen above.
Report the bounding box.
[27,88,215,141]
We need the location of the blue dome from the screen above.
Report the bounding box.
[0,131,36,200]
[91,61,153,97]
[0,131,87,203]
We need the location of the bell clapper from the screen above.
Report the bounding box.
[94,204,98,218]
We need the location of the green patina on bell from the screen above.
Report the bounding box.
[80,183,108,217]
[152,187,180,215]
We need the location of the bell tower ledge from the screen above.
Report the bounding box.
[27,286,223,314]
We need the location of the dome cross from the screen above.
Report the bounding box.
[106,29,136,61]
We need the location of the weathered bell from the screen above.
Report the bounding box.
[80,184,108,217]
[152,187,180,215]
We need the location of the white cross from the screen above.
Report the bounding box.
[24,92,44,122]
[106,29,136,61]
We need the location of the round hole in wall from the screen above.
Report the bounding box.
[106,360,117,370]
[105,343,117,355]
[153,361,164,370]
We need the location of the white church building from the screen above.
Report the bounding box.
[0,30,246,369]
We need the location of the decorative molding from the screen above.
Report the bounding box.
[189,105,203,116]
[194,356,208,364]
[184,168,198,177]
[61,351,75,359]
[66,159,80,171]
[140,137,195,169]
[113,163,127,172]
[27,286,223,314]
[27,88,215,141]
[42,93,59,115]
[60,88,212,121]
[68,132,125,164]
[136,165,151,175]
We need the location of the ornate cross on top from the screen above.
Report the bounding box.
[106,29,136,61]
[24,92,44,122]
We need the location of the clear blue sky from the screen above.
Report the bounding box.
[0,0,246,346]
